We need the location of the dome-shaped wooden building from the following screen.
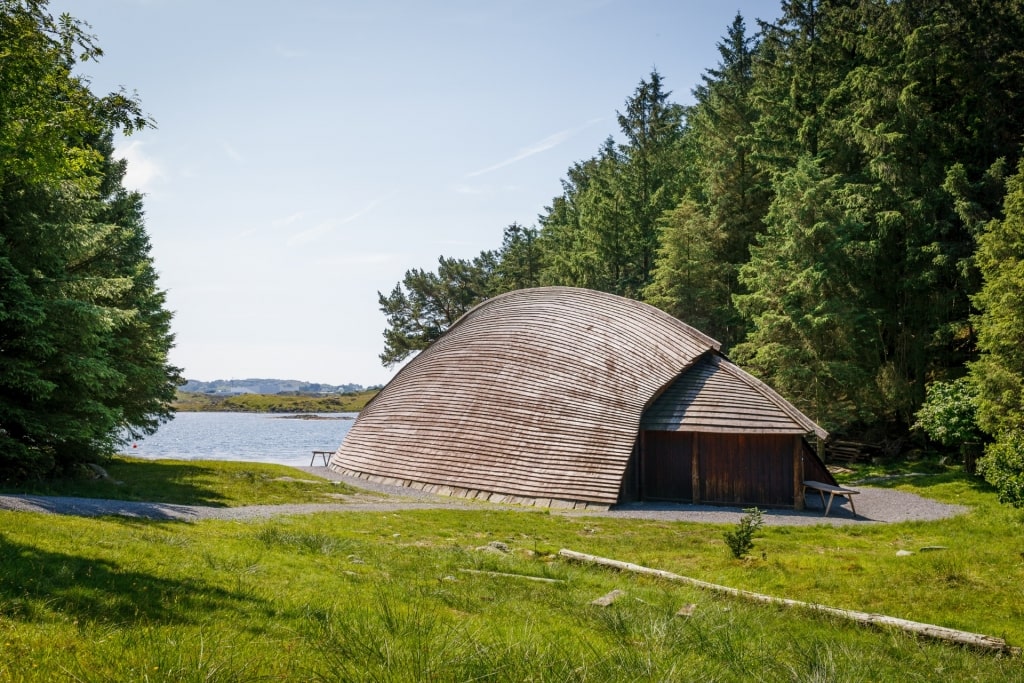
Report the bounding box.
[330,287,832,510]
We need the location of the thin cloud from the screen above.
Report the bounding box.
[275,45,309,59]
[464,118,603,178]
[222,142,244,163]
[337,197,384,226]
[465,130,570,178]
[286,198,385,247]
[274,211,307,227]
[315,252,399,267]
[287,220,337,247]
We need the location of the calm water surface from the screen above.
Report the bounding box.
[126,412,356,467]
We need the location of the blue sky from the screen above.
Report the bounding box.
[50,0,782,387]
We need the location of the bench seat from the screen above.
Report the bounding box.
[803,480,859,517]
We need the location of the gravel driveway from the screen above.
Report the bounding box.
[0,466,967,526]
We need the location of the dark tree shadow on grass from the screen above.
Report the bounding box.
[0,460,232,507]
[0,533,266,626]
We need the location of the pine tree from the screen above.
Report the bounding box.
[732,156,879,430]
[647,14,762,348]
[494,222,541,291]
[537,156,608,289]
[377,252,497,367]
[737,0,1024,433]
[538,72,685,298]
[643,200,735,343]
[615,71,685,295]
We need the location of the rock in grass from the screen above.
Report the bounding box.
[919,545,948,552]
[896,550,914,557]
[476,541,511,554]
[591,589,626,607]
[676,603,697,617]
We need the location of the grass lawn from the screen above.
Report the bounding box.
[1,459,1022,681]
[0,456,355,506]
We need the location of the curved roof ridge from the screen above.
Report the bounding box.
[447,287,722,349]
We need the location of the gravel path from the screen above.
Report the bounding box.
[0,466,967,526]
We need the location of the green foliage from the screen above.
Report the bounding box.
[976,432,1024,507]
[722,506,764,559]
[494,222,542,291]
[0,1,179,480]
[728,0,1024,435]
[733,157,879,431]
[912,378,982,450]
[644,200,737,343]
[970,158,1024,437]
[970,158,1024,504]
[654,12,764,349]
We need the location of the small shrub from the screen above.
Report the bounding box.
[723,507,764,559]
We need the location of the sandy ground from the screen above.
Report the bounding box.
[0,466,968,526]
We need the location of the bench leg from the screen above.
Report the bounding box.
[824,492,835,516]
[847,494,856,517]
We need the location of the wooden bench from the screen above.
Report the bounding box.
[803,480,859,517]
[310,450,333,466]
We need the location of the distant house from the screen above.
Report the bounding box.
[330,287,833,510]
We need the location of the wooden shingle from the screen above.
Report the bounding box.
[331,287,718,505]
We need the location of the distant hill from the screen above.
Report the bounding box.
[180,378,373,395]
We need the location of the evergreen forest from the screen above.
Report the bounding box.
[378,0,1024,505]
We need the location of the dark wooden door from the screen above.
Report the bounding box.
[640,431,693,501]
[697,433,794,506]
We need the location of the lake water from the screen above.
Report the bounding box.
[125,412,356,467]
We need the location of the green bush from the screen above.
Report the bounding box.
[912,378,982,449]
[977,431,1024,507]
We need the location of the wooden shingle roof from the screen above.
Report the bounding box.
[640,353,828,439]
[331,287,720,507]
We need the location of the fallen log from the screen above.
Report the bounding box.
[558,549,1019,656]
